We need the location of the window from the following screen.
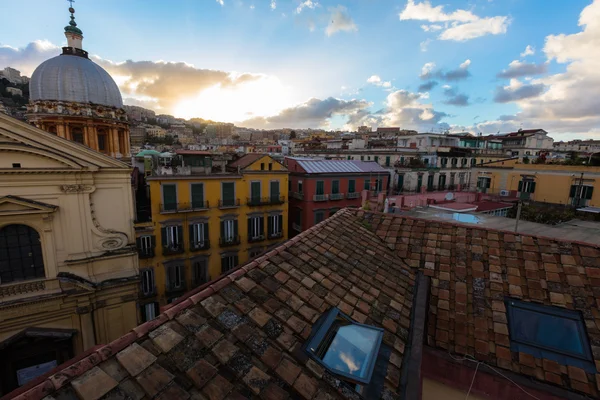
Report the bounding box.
[506,299,594,372]
[477,177,491,189]
[332,180,340,194]
[298,180,303,193]
[518,180,536,193]
[191,183,205,209]
[141,302,159,322]
[269,163,273,171]
[375,179,383,192]
[374,156,379,163]
[97,134,107,151]
[261,163,265,170]
[305,307,383,384]
[360,156,364,161]
[137,235,155,258]
[72,128,84,145]
[0,224,45,284]
[140,269,155,295]
[441,158,448,167]
[363,180,370,191]
[570,185,594,200]
[192,259,208,286]
[316,181,325,195]
[221,254,239,273]
[221,219,238,243]
[250,181,261,203]
[268,215,283,238]
[221,182,236,207]
[166,264,185,292]
[270,181,280,202]
[189,222,209,250]
[248,216,264,240]
[315,210,325,224]
[162,184,177,211]
[161,225,183,253]
[385,156,390,167]
[348,180,356,194]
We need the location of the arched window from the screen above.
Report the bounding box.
[71,127,85,145]
[47,125,57,135]
[0,225,45,284]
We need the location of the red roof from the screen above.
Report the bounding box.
[228,153,265,169]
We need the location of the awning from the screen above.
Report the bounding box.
[576,206,600,214]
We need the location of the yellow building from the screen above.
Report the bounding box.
[136,154,288,315]
[472,158,600,207]
[0,114,139,394]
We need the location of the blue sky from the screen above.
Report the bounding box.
[1,0,599,139]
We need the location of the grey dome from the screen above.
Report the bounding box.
[30,54,123,108]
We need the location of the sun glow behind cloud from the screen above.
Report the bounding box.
[172,76,294,123]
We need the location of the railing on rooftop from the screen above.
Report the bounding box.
[329,193,344,201]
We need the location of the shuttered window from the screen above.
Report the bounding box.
[270,181,280,201]
[221,254,239,273]
[222,182,235,206]
[191,184,204,208]
[189,222,209,248]
[332,180,340,194]
[268,215,283,237]
[316,181,324,195]
[251,182,261,202]
[162,184,177,211]
[248,216,264,239]
[221,219,238,242]
[348,180,356,193]
[192,259,208,286]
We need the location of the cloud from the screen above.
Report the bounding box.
[296,0,319,14]
[0,40,61,76]
[521,45,535,57]
[443,87,469,106]
[325,6,358,36]
[418,80,438,92]
[216,0,224,5]
[400,0,510,41]
[479,0,600,136]
[240,97,371,128]
[271,0,276,10]
[420,39,432,52]
[493,79,545,103]
[367,75,392,88]
[420,59,471,81]
[497,60,547,78]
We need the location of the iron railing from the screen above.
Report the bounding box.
[219,235,241,247]
[247,196,285,206]
[346,192,360,199]
[218,199,240,208]
[138,248,155,259]
[313,194,329,202]
[190,240,210,251]
[162,243,184,255]
[329,193,344,201]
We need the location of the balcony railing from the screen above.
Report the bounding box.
[159,203,180,213]
[248,234,266,243]
[138,248,155,259]
[140,287,157,298]
[159,202,209,213]
[346,192,360,199]
[292,223,302,231]
[247,196,286,206]
[218,199,240,209]
[291,192,304,200]
[219,235,241,247]
[268,232,284,240]
[190,200,209,211]
[162,243,184,255]
[166,281,186,294]
[329,193,344,201]
[190,240,210,251]
[313,194,329,202]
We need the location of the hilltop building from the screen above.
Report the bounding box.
[25,6,131,160]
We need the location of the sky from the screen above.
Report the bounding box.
[1,0,599,140]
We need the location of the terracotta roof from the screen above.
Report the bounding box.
[228,153,267,169]
[8,209,415,400]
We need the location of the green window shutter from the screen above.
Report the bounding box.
[203,223,209,240]
[385,156,390,166]
[570,185,577,197]
[518,181,523,192]
[486,179,491,189]
[530,182,536,193]
[251,182,261,200]
[270,181,280,199]
[151,235,156,248]
[234,220,238,237]
[267,216,273,237]
[177,226,184,248]
[220,220,225,238]
[374,156,379,162]
[332,181,339,194]
[161,227,167,247]
[163,185,177,210]
[260,217,265,236]
[221,257,226,273]
[222,182,235,201]
[316,181,324,195]
[277,215,283,233]
[398,175,404,190]
[586,186,594,200]
[136,237,141,249]
[247,218,252,238]
[191,184,204,208]
[189,224,195,244]
[349,180,355,193]
[364,180,370,190]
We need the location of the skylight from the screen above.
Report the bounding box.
[305,307,383,384]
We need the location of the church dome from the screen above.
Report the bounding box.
[30,54,123,109]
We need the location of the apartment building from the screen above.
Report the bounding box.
[286,157,389,235]
[136,153,288,317]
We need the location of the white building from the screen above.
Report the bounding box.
[5,87,23,96]
[499,129,554,158]
[0,67,24,84]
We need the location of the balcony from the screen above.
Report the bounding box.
[313,194,329,202]
[138,248,155,259]
[268,232,284,240]
[329,193,344,201]
[162,243,184,255]
[166,282,186,294]
[247,196,286,206]
[219,235,241,247]
[190,200,210,211]
[190,240,210,251]
[218,199,240,209]
[248,234,266,243]
[291,192,304,200]
[292,223,302,231]
[346,192,360,199]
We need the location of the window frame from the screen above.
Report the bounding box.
[140,268,155,296]
[506,298,595,372]
[304,307,383,385]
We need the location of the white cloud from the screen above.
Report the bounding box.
[250,4,255,10]
[420,39,432,52]
[460,59,471,69]
[521,45,535,57]
[420,60,471,81]
[325,5,358,36]
[420,62,436,78]
[400,0,510,42]
[497,60,547,78]
[0,40,61,76]
[271,0,276,10]
[216,0,224,5]
[296,0,319,14]
[476,0,600,136]
[366,75,392,88]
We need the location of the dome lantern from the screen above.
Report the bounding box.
[64,1,84,51]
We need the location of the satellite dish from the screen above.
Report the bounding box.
[445,192,455,201]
